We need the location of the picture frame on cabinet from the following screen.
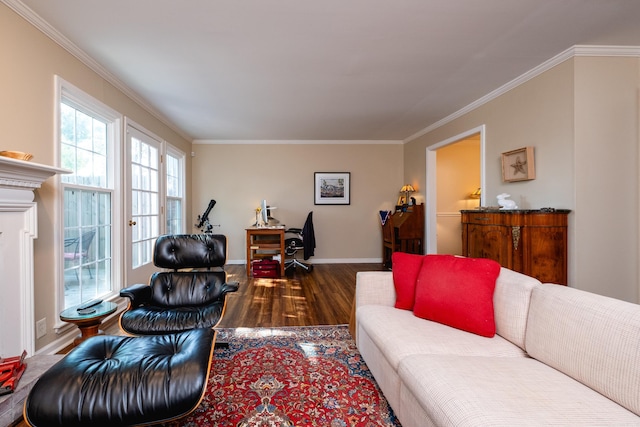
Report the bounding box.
[501,146,535,182]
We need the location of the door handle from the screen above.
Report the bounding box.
[128,220,137,226]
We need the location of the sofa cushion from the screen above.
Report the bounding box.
[392,252,424,310]
[526,284,640,416]
[413,255,501,337]
[493,267,540,349]
[398,354,640,426]
[356,305,527,372]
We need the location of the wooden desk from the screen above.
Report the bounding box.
[246,227,286,277]
[382,203,424,268]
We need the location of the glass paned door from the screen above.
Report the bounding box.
[126,125,162,284]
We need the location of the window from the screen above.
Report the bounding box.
[58,78,120,309]
[56,77,187,311]
[166,148,185,234]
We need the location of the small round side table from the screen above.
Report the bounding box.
[60,301,117,345]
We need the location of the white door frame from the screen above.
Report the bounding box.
[425,125,486,254]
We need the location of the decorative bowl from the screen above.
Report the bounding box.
[0,151,33,161]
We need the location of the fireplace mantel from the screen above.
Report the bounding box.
[0,156,68,357]
[0,156,68,201]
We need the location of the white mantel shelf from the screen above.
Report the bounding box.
[0,156,69,197]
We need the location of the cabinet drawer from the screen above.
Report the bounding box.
[461,212,504,225]
[521,213,568,227]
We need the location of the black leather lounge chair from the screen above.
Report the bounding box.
[119,233,239,335]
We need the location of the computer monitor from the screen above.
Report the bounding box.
[261,199,269,225]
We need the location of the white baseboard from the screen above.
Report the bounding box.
[228,258,382,265]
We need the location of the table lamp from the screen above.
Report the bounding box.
[400,184,415,205]
[469,187,482,208]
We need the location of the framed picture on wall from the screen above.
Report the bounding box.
[314,172,350,205]
[501,146,535,182]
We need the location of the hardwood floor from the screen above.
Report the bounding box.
[219,263,387,328]
[104,262,387,335]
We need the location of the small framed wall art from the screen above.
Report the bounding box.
[314,172,350,205]
[501,146,535,182]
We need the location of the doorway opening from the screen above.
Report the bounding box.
[425,126,485,254]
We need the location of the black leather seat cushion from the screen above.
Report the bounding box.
[120,271,237,334]
[148,271,229,306]
[24,328,215,427]
[120,299,227,334]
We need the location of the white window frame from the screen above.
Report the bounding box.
[53,77,187,333]
[165,145,186,234]
[54,76,123,327]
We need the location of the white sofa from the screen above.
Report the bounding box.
[355,268,640,426]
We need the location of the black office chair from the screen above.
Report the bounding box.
[285,211,315,272]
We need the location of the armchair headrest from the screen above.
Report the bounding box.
[154,234,227,269]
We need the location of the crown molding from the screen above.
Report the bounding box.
[404,44,640,143]
[573,45,640,57]
[193,139,403,145]
[2,0,192,142]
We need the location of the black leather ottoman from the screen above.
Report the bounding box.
[24,328,215,426]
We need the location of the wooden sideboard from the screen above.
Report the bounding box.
[461,209,570,285]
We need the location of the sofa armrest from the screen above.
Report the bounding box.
[120,283,151,308]
[355,271,396,309]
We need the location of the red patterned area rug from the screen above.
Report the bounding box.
[170,325,401,427]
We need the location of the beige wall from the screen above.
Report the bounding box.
[573,56,640,299]
[1,4,192,350]
[191,142,403,262]
[405,56,640,303]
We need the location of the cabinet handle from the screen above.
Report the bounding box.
[473,217,490,221]
[512,226,521,250]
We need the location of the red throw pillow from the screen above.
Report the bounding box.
[392,252,425,310]
[413,255,501,337]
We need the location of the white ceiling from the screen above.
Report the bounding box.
[12,0,640,141]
